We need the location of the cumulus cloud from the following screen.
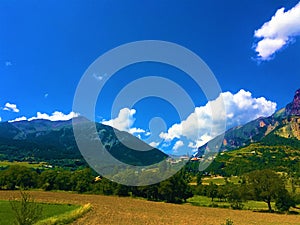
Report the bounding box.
[28,111,79,121]
[0,117,2,122]
[253,2,300,60]
[160,89,277,149]
[102,108,148,136]
[8,111,79,123]
[173,140,184,152]
[149,141,160,148]
[8,116,27,123]
[102,108,136,132]
[3,103,20,113]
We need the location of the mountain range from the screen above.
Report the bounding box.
[0,89,299,175]
[0,117,167,169]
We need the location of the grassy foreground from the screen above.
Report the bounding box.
[0,190,299,225]
[0,200,80,225]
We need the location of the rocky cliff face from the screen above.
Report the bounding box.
[286,89,300,116]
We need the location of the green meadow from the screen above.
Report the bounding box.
[0,200,80,225]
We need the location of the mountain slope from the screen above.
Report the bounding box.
[0,117,167,168]
[205,140,300,176]
[196,89,300,157]
[195,89,300,176]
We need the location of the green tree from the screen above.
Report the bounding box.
[54,170,72,191]
[245,169,287,212]
[207,182,218,202]
[92,177,116,195]
[0,166,37,190]
[196,172,202,186]
[71,168,94,193]
[114,184,130,197]
[158,171,192,203]
[38,170,57,191]
[275,188,295,212]
[226,184,244,210]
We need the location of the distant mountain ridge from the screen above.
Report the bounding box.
[195,89,300,176]
[195,89,300,157]
[286,89,300,116]
[0,117,167,168]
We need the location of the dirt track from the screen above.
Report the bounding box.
[0,190,299,225]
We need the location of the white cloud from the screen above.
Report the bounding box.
[102,108,136,132]
[28,111,79,121]
[253,2,300,60]
[8,111,79,123]
[149,141,160,148]
[173,140,184,152]
[102,108,148,137]
[8,116,27,123]
[3,103,20,113]
[44,93,49,98]
[160,89,277,149]
[129,127,146,134]
[0,117,2,122]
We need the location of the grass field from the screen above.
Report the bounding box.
[201,176,300,194]
[201,176,240,185]
[0,200,79,225]
[0,161,46,169]
[187,195,279,211]
[0,191,299,225]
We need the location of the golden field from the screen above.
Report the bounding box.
[0,190,299,225]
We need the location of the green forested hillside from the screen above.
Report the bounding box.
[206,140,300,176]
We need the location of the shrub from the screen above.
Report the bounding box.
[221,218,234,225]
[10,191,43,225]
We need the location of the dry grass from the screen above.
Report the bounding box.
[0,191,299,225]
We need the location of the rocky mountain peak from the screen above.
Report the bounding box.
[285,89,300,116]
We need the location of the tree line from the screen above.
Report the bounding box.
[1,165,299,212]
[0,165,192,204]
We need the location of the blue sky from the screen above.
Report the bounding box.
[1,0,300,154]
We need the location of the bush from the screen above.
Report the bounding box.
[230,201,244,210]
[10,191,43,225]
[221,218,234,225]
[209,203,219,208]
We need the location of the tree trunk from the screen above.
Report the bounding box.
[267,200,272,212]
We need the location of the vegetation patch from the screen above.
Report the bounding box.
[0,200,82,225]
[35,203,92,225]
[0,161,45,169]
[205,143,300,176]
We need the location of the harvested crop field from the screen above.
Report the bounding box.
[0,191,299,225]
